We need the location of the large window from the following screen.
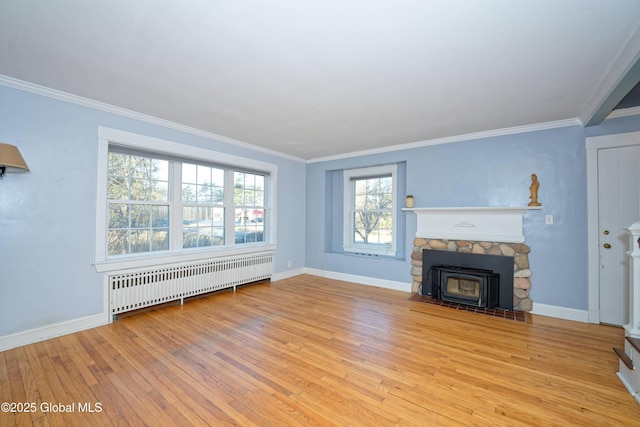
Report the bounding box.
[95,127,276,271]
[343,164,397,256]
[106,150,268,257]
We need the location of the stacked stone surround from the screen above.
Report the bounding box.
[410,238,533,312]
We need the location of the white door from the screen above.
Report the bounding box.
[597,145,640,325]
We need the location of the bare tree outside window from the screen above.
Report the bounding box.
[107,152,169,255]
[101,139,273,262]
[352,176,393,245]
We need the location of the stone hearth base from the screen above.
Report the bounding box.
[411,238,533,312]
[409,293,528,322]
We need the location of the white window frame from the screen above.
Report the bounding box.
[94,127,277,273]
[343,164,398,257]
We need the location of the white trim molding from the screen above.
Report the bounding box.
[586,130,640,323]
[0,314,108,352]
[530,303,589,323]
[343,164,398,257]
[404,206,542,243]
[301,268,588,322]
[95,127,278,273]
[625,221,640,337]
[271,268,306,282]
[606,106,640,121]
[581,24,640,126]
[307,118,582,164]
[0,74,305,163]
[303,268,412,293]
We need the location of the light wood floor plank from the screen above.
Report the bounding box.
[1,274,640,426]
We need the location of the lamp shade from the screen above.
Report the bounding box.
[0,142,29,173]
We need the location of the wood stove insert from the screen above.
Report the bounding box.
[422,249,514,310]
[432,266,499,308]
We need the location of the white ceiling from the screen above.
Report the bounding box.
[1,0,640,161]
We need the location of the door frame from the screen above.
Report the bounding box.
[587,130,640,323]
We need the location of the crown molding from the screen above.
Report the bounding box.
[0,74,305,163]
[580,25,640,126]
[1,74,596,165]
[306,118,583,164]
[606,106,640,120]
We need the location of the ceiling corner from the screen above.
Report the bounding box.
[582,26,640,127]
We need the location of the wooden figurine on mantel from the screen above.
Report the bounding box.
[528,173,541,206]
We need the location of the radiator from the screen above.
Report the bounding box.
[108,251,273,319]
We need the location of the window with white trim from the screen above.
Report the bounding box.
[107,152,171,255]
[181,163,226,248]
[343,164,397,256]
[95,127,276,271]
[106,149,268,257]
[233,171,266,244]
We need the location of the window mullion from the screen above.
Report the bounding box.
[170,161,183,251]
[390,168,397,254]
[343,178,354,248]
[224,169,235,246]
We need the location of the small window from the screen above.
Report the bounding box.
[343,165,397,256]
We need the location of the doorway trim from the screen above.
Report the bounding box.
[587,130,640,323]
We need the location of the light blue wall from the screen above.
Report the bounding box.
[3,80,640,338]
[307,154,416,284]
[324,162,407,258]
[307,118,640,311]
[0,85,306,336]
[585,113,640,139]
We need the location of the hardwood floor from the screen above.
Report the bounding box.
[1,274,639,426]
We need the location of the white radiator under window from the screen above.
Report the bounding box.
[108,251,273,319]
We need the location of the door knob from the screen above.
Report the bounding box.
[603,243,611,249]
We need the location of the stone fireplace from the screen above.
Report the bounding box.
[404,206,540,312]
[412,239,532,311]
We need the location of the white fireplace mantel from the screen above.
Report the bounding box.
[403,206,542,243]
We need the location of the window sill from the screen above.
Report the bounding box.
[343,245,397,257]
[94,243,277,274]
[327,249,405,261]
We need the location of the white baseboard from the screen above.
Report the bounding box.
[300,271,588,322]
[302,267,412,292]
[0,276,588,353]
[0,313,109,352]
[271,268,306,282]
[617,372,640,405]
[530,303,589,323]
